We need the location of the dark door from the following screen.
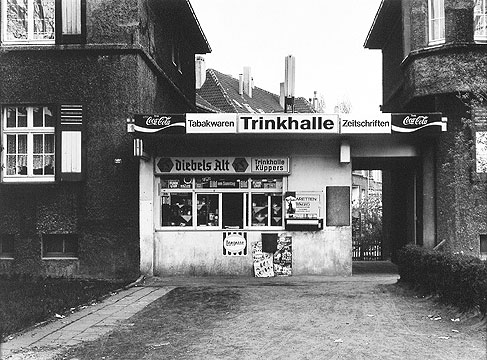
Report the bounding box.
[222,193,244,229]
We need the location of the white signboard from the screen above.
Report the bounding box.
[477,131,487,173]
[186,113,237,134]
[340,113,391,134]
[238,113,339,134]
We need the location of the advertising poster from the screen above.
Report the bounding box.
[251,241,274,277]
[273,234,292,276]
[285,192,321,219]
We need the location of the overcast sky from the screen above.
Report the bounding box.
[190,0,384,114]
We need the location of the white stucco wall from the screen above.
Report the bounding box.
[148,154,352,276]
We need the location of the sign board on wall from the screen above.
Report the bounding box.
[391,113,447,133]
[340,113,391,134]
[284,192,321,219]
[130,114,186,134]
[237,114,339,134]
[186,113,237,134]
[155,157,290,175]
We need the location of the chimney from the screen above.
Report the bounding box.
[239,74,244,95]
[195,55,206,89]
[284,55,295,97]
[243,66,252,98]
[280,82,285,108]
[313,91,318,110]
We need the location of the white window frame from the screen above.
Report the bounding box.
[428,0,445,45]
[475,0,487,42]
[158,177,285,231]
[2,106,55,183]
[2,0,55,45]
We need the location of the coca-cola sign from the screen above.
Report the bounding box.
[132,114,186,134]
[391,113,446,133]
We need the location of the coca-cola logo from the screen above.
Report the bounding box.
[146,116,172,126]
[402,115,428,126]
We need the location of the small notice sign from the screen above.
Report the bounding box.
[285,192,321,219]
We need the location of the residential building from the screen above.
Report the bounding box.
[0,0,210,278]
[365,0,487,257]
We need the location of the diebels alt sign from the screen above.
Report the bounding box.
[131,114,186,134]
[391,113,446,133]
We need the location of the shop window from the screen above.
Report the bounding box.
[42,234,78,258]
[428,0,445,45]
[1,0,86,45]
[160,176,284,229]
[0,234,14,258]
[197,194,219,227]
[475,0,487,41]
[162,192,193,227]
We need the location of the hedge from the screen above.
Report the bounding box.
[397,244,487,314]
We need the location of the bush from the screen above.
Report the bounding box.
[397,244,487,314]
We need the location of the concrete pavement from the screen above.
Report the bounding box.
[0,285,173,360]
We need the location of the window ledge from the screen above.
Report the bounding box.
[42,257,79,260]
[0,256,14,260]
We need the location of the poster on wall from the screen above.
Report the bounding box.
[285,192,321,219]
[273,234,292,276]
[251,241,274,277]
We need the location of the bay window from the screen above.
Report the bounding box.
[1,0,85,45]
[428,0,445,45]
[160,176,284,230]
[475,0,487,41]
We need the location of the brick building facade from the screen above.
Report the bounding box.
[0,0,210,278]
[366,0,487,257]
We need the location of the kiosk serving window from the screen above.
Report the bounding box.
[159,176,284,230]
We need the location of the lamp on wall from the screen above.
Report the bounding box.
[340,139,350,163]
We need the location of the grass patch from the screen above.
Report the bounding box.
[0,274,132,340]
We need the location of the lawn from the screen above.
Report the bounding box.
[0,275,132,340]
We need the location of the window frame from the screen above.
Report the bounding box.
[2,0,56,45]
[42,233,78,259]
[2,105,56,183]
[158,176,285,231]
[0,234,14,259]
[428,0,445,46]
[474,0,487,42]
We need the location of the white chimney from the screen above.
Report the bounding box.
[195,55,206,89]
[243,66,252,98]
[239,74,244,95]
[313,91,318,110]
[280,82,285,108]
[284,55,295,98]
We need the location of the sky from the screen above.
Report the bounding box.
[190,0,384,114]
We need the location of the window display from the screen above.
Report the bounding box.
[197,194,219,226]
[159,176,284,229]
[161,192,192,226]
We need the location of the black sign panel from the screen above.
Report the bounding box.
[391,113,446,134]
[133,114,186,134]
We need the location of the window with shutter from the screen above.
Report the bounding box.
[58,104,84,181]
[55,0,85,44]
